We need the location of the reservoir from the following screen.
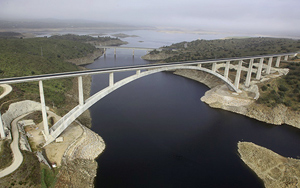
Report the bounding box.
[85,30,300,187]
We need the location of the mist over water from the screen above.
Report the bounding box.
[85,30,300,187]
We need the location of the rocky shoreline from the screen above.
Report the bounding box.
[238,142,300,188]
[173,68,300,187]
[56,122,105,188]
[173,69,300,129]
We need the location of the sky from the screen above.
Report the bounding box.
[0,0,299,36]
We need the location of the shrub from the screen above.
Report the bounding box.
[278,85,289,92]
[261,85,268,91]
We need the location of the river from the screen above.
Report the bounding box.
[85,30,300,188]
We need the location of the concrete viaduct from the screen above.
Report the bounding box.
[0,52,297,146]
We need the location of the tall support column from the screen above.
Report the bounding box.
[266,57,273,74]
[197,63,202,68]
[284,55,288,61]
[256,58,264,80]
[224,61,230,80]
[0,112,5,138]
[39,80,49,138]
[234,60,243,89]
[212,62,217,72]
[245,59,254,87]
[109,72,114,87]
[104,48,106,55]
[133,49,135,57]
[114,48,116,56]
[136,70,141,75]
[78,76,84,106]
[275,56,281,67]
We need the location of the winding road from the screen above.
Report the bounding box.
[0,114,27,178]
[0,84,23,178]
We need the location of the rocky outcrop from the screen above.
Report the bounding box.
[238,142,300,188]
[200,85,300,129]
[64,125,105,161]
[55,122,105,188]
[55,158,98,188]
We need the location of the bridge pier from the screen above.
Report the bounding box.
[136,70,141,75]
[284,55,288,61]
[266,57,273,74]
[234,60,243,88]
[197,63,202,68]
[133,49,135,57]
[39,80,49,139]
[224,61,230,80]
[0,112,5,138]
[212,62,217,72]
[256,58,264,80]
[114,48,116,57]
[78,76,84,106]
[109,72,114,86]
[275,56,281,67]
[103,48,106,55]
[245,58,254,87]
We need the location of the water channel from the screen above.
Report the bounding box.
[85,30,300,187]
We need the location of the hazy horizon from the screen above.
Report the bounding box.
[0,0,299,37]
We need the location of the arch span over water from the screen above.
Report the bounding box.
[45,65,236,145]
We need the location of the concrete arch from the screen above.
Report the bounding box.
[44,66,236,146]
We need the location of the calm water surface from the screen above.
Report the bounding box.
[85,30,300,188]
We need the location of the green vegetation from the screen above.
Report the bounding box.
[159,37,300,62]
[257,61,300,110]
[0,151,41,188]
[41,164,59,188]
[0,35,103,113]
[0,140,13,169]
[0,86,4,96]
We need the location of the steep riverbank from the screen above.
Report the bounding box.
[173,69,300,129]
[67,49,104,66]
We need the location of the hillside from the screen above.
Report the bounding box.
[143,37,300,62]
[0,34,123,114]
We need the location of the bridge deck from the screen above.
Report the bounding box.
[0,52,296,85]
